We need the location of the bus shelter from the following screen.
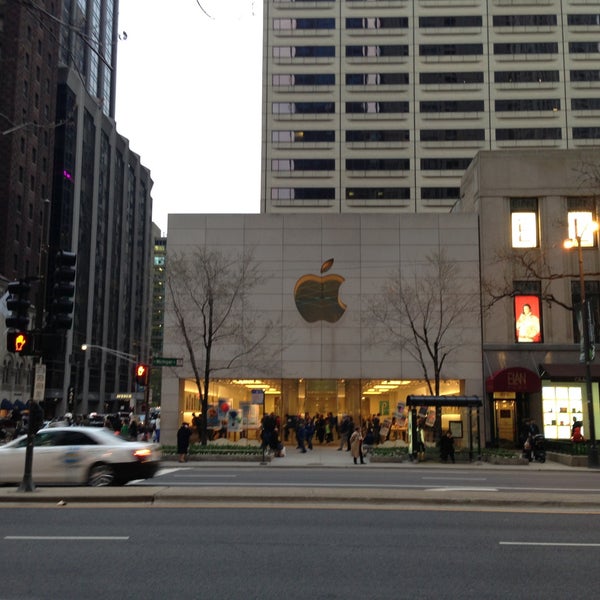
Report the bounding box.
[406,395,483,461]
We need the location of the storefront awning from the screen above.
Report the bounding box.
[485,367,541,394]
[539,363,600,380]
[406,395,482,407]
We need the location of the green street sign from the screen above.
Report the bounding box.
[152,357,182,367]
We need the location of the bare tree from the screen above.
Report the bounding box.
[366,250,474,399]
[166,247,277,445]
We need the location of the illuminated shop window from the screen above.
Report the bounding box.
[510,198,538,248]
[542,385,584,440]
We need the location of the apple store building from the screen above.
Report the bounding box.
[160,213,482,447]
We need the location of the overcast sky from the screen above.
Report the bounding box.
[115,0,262,235]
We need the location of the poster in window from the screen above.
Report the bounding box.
[514,295,542,343]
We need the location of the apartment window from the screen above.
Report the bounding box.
[571,70,600,81]
[420,72,483,84]
[573,127,600,139]
[494,15,557,27]
[346,129,409,142]
[271,188,335,200]
[419,16,482,28]
[272,159,334,171]
[273,46,335,58]
[569,42,600,54]
[420,100,484,112]
[567,198,596,247]
[495,70,559,83]
[420,44,483,56]
[346,45,409,57]
[346,187,410,200]
[346,73,409,85]
[572,98,600,110]
[273,18,335,30]
[421,187,460,200]
[420,129,485,141]
[511,198,538,248]
[346,17,408,29]
[272,130,335,143]
[272,102,335,114]
[495,99,560,111]
[568,14,600,26]
[421,158,472,170]
[494,42,558,54]
[496,128,561,140]
[346,158,409,171]
[273,74,335,86]
[346,101,408,113]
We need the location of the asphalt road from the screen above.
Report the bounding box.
[2,507,600,599]
[148,463,600,496]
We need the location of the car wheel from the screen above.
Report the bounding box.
[88,463,115,487]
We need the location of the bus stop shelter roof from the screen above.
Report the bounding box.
[406,395,482,408]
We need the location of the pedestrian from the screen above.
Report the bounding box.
[337,415,350,450]
[177,422,192,463]
[350,427,365,464]
[571,417,584,442]
[440,429,455,463]
[154,416,161,443]
[129,418,138,440]
[296,417,306,453]
[415,418,426,462]
[523,432,533,462]
[304,414,315,450]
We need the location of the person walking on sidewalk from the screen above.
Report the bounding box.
[350,427,365,464]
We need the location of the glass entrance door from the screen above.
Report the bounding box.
[495,400,516,446]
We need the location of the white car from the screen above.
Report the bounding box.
[0,427,161,487]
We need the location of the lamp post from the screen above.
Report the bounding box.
[564,218,599,468]
[81,343,139,414]
[81,343,137,363]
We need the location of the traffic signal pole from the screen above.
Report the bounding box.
[17,201,52,492]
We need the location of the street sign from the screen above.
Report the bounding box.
[152,357,183,367]
[33,363,46,402]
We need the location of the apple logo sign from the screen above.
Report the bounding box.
[294,258,347,323]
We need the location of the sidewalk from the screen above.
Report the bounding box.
[171,443,584,471]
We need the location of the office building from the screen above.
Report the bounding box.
[0,1,154,416]
[261,0,600,214]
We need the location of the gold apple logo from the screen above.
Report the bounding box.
[294,258,347,323]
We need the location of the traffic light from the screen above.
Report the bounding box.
[6,331,34,354]
[47,250,76,330]
[135,363,149,386]
[5,280,31,331]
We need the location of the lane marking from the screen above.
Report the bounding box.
[4,536,129,540]
[500,541,600,547]
[426,487,499,492]
[422,477,488,481]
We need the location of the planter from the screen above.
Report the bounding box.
[546,451,588,467]
[370,455,406,463]
[482,455,529,465]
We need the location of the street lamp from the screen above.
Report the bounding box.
[564,218,600,468]
[81,343,137,363]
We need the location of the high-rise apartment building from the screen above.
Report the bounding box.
[261,0,600,214]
